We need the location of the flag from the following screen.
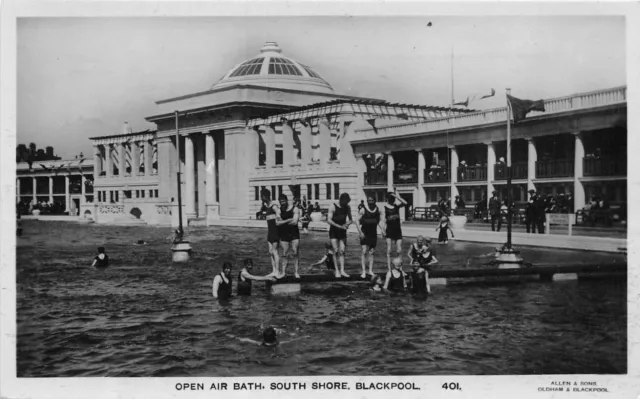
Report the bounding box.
[507,94,545,123]
[454,88,495,107]
[453,97,469,107]
[480,88,496,99]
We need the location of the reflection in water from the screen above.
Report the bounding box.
[16,221,626,376]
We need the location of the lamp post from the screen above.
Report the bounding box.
[171,110,191,262]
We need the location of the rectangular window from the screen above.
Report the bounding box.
[271,186,276,200]
[254,186,259,201]
[149,190,154,198]
[278,185,283,199]
[110,191,113,203]
[314,184,320,200]
[307,184,312,200]
[98,191,102,202]
[275,150,283,165]
[326,183,331,200]
[155,189,159,198]
[334,183,340,200]
[136,190,140,198]
[141,190,145,198]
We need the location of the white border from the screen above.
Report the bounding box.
[1,2,639,399]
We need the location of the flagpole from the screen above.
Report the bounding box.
[450,47,454,107]
[506,89,513,250]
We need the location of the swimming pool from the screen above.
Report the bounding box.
[16,221,626,376]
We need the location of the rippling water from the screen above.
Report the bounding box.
[16,221,626,376]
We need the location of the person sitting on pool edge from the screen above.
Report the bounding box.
[407,235,434,265]
[309,242,336,273]
[212,262,233,300]
[237,258,277,296]
[383,256,407,292]
[409,244,438,296]
[91,247,110,268]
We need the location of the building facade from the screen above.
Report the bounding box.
[17,42,627,225]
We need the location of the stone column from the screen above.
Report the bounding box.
[265,124,275,168]
[81,175,86,204]
[144,140,152,176]
[282,122,294,166]
[449,146,459,210]
[156,138,172,201]
[185,134,196,217]
[132,141,140,176]
[486,142,496,200]
[93,145,102,177]
[205,132,219,222]
[356,155,367,201]
[32,177,37,202]
[417,149,426,207]
[386,152,395,192]
[299,121,313,162]
[118,142,126,176]
[64,175,70,212]
[105,144,113,177]
[526,137,537,192]
[573,132,586,212]
[48,176,53,203]
[338,118,356,167]
[319,120,332,165]
[16,178,20,204]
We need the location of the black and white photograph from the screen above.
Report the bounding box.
[1,2,639,398]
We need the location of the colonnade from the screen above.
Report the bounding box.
[93,139,156,178]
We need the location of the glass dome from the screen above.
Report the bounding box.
[212,42,334,94]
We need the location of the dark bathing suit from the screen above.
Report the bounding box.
[360,206,380,248]
[265,201,279,244]
[237,271,252,296]
[329,203,350,241]
[385,204,403,241]
[387,270,405,292]
[410,269,428,297]
[217,274,232,300]
[94,254,110,268]
[324,251,335,271]
[438,221,450,242]
[281,206,300,241]
[410,244,434,271]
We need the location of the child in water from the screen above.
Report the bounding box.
[309,242,336,273]
[370,275,384,292]
[91,247,110,268]
[383,256,407,292]
[435,216,455,244]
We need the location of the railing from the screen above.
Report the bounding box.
[535,159,574,178]
[583,157,626,177]
[364,171,388,186]
[494,162,528,180]
[424,167,450,183]
[393,170,418,184]
[352,86,626,141]
[458,165,487,182]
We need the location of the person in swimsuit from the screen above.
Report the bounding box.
[381,190,407,271]
[91,247,110,268]
[435,216,455,244]
[237,258,276,296]
[327,193,353,278]
[355,195,384,279]
[212,262,233,300]
[276,194,300,279]
[261,189,281,278]
[309,242,336,273]
[383,256,407,292]
[370,274,384,292]
[408,240,438,296]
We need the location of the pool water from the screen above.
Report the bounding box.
[16,221,626,376]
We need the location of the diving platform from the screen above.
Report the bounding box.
[266,262,626,294]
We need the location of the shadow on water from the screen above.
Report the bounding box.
[16,221,626,376]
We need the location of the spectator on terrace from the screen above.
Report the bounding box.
[454,195,465,209]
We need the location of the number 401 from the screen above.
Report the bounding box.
[442,382,461,390]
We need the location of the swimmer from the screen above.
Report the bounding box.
[381,189,407,271]
[277,194,301,279]
[230,327,306,357]
[309,242,336,273]
[355,195,384,279]
[435,216,455,244]
[212,262,233,300]
[237,258,277,296]
[261,189,281,277]
[409,246,438,296]
[327,192,353,278]
[91,247,110,268]
[370,274,384,292]
[407,235,434,265]
[383,256,407,292]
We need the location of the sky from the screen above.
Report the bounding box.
[17,16,626,159]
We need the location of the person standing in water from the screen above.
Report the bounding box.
[355,195,384,279]
[435,216,455,244]
[383,256,407,292]
[381,189,407,271]
[327,193,353,278]
[276,194,301,279]
[237,258,276,296]
[261,189,281,278]
[408,239,438,296]
[91,247,110,268]
[212,262,233,300]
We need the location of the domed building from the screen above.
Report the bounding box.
[84,41,625,227]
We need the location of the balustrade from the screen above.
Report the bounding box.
[535,159,574,178]
[583,157,626,177]
[393,169,418,184]
[364,171,388,186]
[423,167,450,183]
[457,165,487,182]
[494,162,528,180]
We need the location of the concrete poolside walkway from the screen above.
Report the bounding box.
[207,217,626,254]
